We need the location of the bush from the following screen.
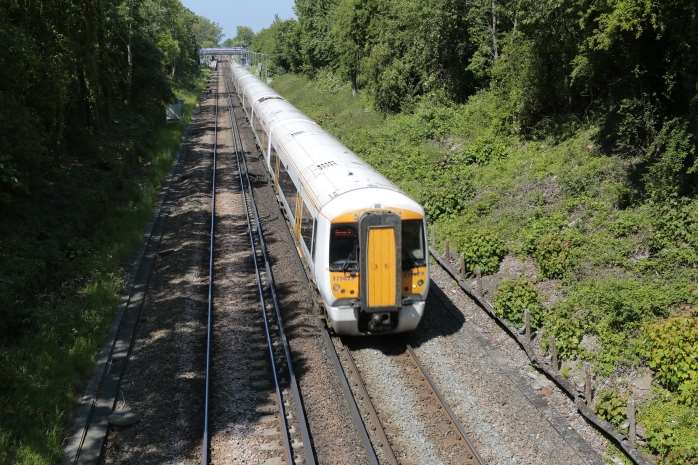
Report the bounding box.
[643,118,697,200]
[639,389,698,464]
[664,447,698,465]
[494,278,544,327]
[543,304,585,359]
[458,134,509,165]
[642,317,698,406]
[438,225,506,275]
[650,197,697,251]
[420,167,474,221]
[523,214,584,278]
[595,389,627,427]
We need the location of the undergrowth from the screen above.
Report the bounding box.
[0,70,208,465]
[272,72,698,463]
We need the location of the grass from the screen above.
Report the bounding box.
[272,72,698,464]
[0,69,208,465]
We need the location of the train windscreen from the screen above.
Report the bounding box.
[402,220,425,269]
[330,225,359,272]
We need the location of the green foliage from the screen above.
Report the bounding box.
[0,81,204,464]
[639,389,698,464]
[459,134,509,165]
[494,278,544,327]
[523,214,584,279]
[252,17,303,74]
[224,26,255,48]
[642,318,698,406]
[192,16,223,48]
[277,0,698,198]
[421,168,474,221]
[595,389,627,427]
[544,312,584,360]
[0,2,210,462]
[643,119,697,199]
[440,226,506,275]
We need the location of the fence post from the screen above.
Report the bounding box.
[524,309,532,344]
[444,240,451,261]
[584,363,593,407]
[627,397,636,447]
[550,336,559,370]
[458,256,466,275]
[475,267,482,297]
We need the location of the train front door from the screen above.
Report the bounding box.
[359,212,401,331]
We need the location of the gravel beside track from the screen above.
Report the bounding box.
[407,266,608,465]
[101,78,216,465]
[229,77,372,465]
[343,338,481,465]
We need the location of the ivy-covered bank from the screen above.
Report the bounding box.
[272,72,698,464]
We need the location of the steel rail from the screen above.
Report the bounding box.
[201,68,220,465]
[327,332,397,465]
[224,66,293,465]
[404,344,484,465]
[223,64,316,465]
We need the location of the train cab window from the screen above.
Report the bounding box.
[402,220,426,269]
[300,201,314,252]
[278,159,297,210]
[330,225,359,272]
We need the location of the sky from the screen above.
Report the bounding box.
[182,0,296,40]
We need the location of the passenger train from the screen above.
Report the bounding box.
[229,62,429,335]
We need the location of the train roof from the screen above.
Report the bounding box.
[230,62,424,219]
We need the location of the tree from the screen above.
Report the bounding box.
[252,16,303,73]
[224,25,255,47]
[192,15,223,48]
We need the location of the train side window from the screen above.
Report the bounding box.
[278,159,297,211]
[300,201,314,252]
[402,220,425,269]
[330,224,358,272]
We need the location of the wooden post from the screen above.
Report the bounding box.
[475,267,482,296]
[444,240,450,260]
[523,309,532,344]
[458,256,466,275]
[584,363,593,406]
[550,336,559,370]
[627,397,636,447]
[429,224,435,247]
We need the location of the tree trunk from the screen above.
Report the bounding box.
[125,0,134,105]
[492,0,498,60]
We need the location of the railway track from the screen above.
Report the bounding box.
[199,63,317,465]
[325,332,485,465]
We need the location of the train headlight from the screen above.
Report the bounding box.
[417,279,425,287]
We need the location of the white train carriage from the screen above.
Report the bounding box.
[230,62,429,335]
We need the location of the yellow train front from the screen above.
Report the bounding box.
[317,195,428,335]
[230,61,429,335]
